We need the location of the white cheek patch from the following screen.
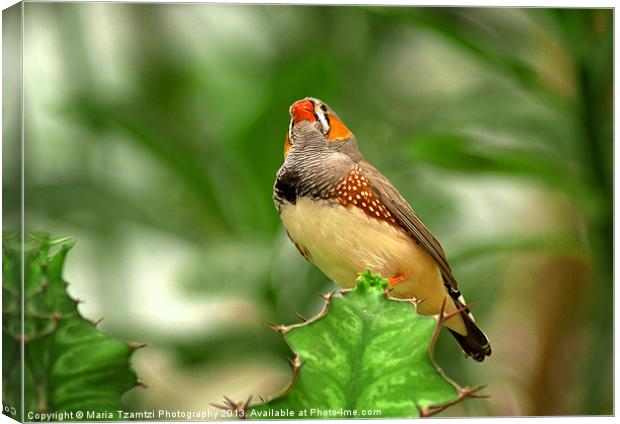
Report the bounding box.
[314,104,330,135]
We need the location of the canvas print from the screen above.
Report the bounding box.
[2,2,613,421]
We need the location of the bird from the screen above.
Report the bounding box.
[273,97,491,362]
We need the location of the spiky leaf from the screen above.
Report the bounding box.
[246,271,471,419]
[2,233,138,421]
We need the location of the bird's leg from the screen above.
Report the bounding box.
[387,274,408,286]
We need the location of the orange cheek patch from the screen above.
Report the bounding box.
[284,133,292,157]
[326,114,352,141]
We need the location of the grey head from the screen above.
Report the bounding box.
[273,98,364,208]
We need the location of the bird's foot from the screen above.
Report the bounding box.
[387,274,408,286]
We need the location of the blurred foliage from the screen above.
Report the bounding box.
[248,271,476,419]
[5,4,612,417]
[2,233,138,419]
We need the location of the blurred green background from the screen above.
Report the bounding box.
[4,4,612,417]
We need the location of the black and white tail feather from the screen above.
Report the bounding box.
[446,287,492,362]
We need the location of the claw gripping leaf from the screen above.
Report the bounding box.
[245,271,482,419]
[2,233,139,420]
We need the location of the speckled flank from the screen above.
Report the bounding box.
[328,165,398,226]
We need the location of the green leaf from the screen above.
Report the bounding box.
[407,133,606,218]
[448,231,587,265]
[365,8,544,94]
[409,133,569,179]
[244,271,479,419]
[3,233,139,420]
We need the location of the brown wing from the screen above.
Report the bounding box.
[359,162,459,291]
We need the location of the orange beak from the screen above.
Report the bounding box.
[290,99,316,124]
